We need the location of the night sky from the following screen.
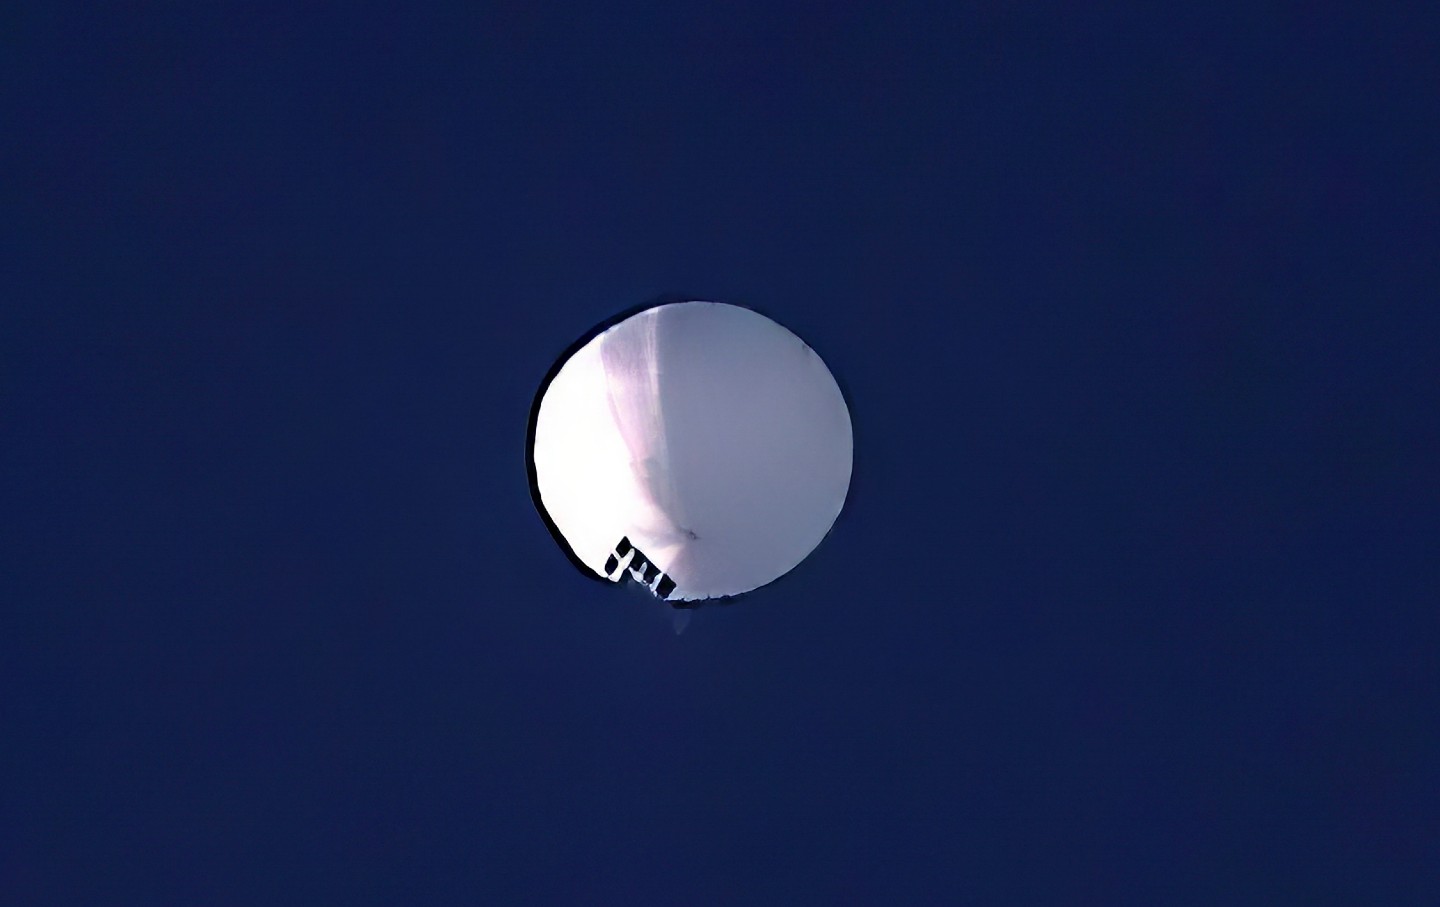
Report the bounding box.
[5,3,1438,903]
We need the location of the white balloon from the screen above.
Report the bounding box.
[529,301,852,602]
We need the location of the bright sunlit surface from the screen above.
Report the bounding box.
[530,301,852,602]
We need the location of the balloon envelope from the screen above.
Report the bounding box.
[529,301,852,602]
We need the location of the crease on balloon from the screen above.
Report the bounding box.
[599,309,691,550]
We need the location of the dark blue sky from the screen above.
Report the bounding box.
[4,3,1437,903]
